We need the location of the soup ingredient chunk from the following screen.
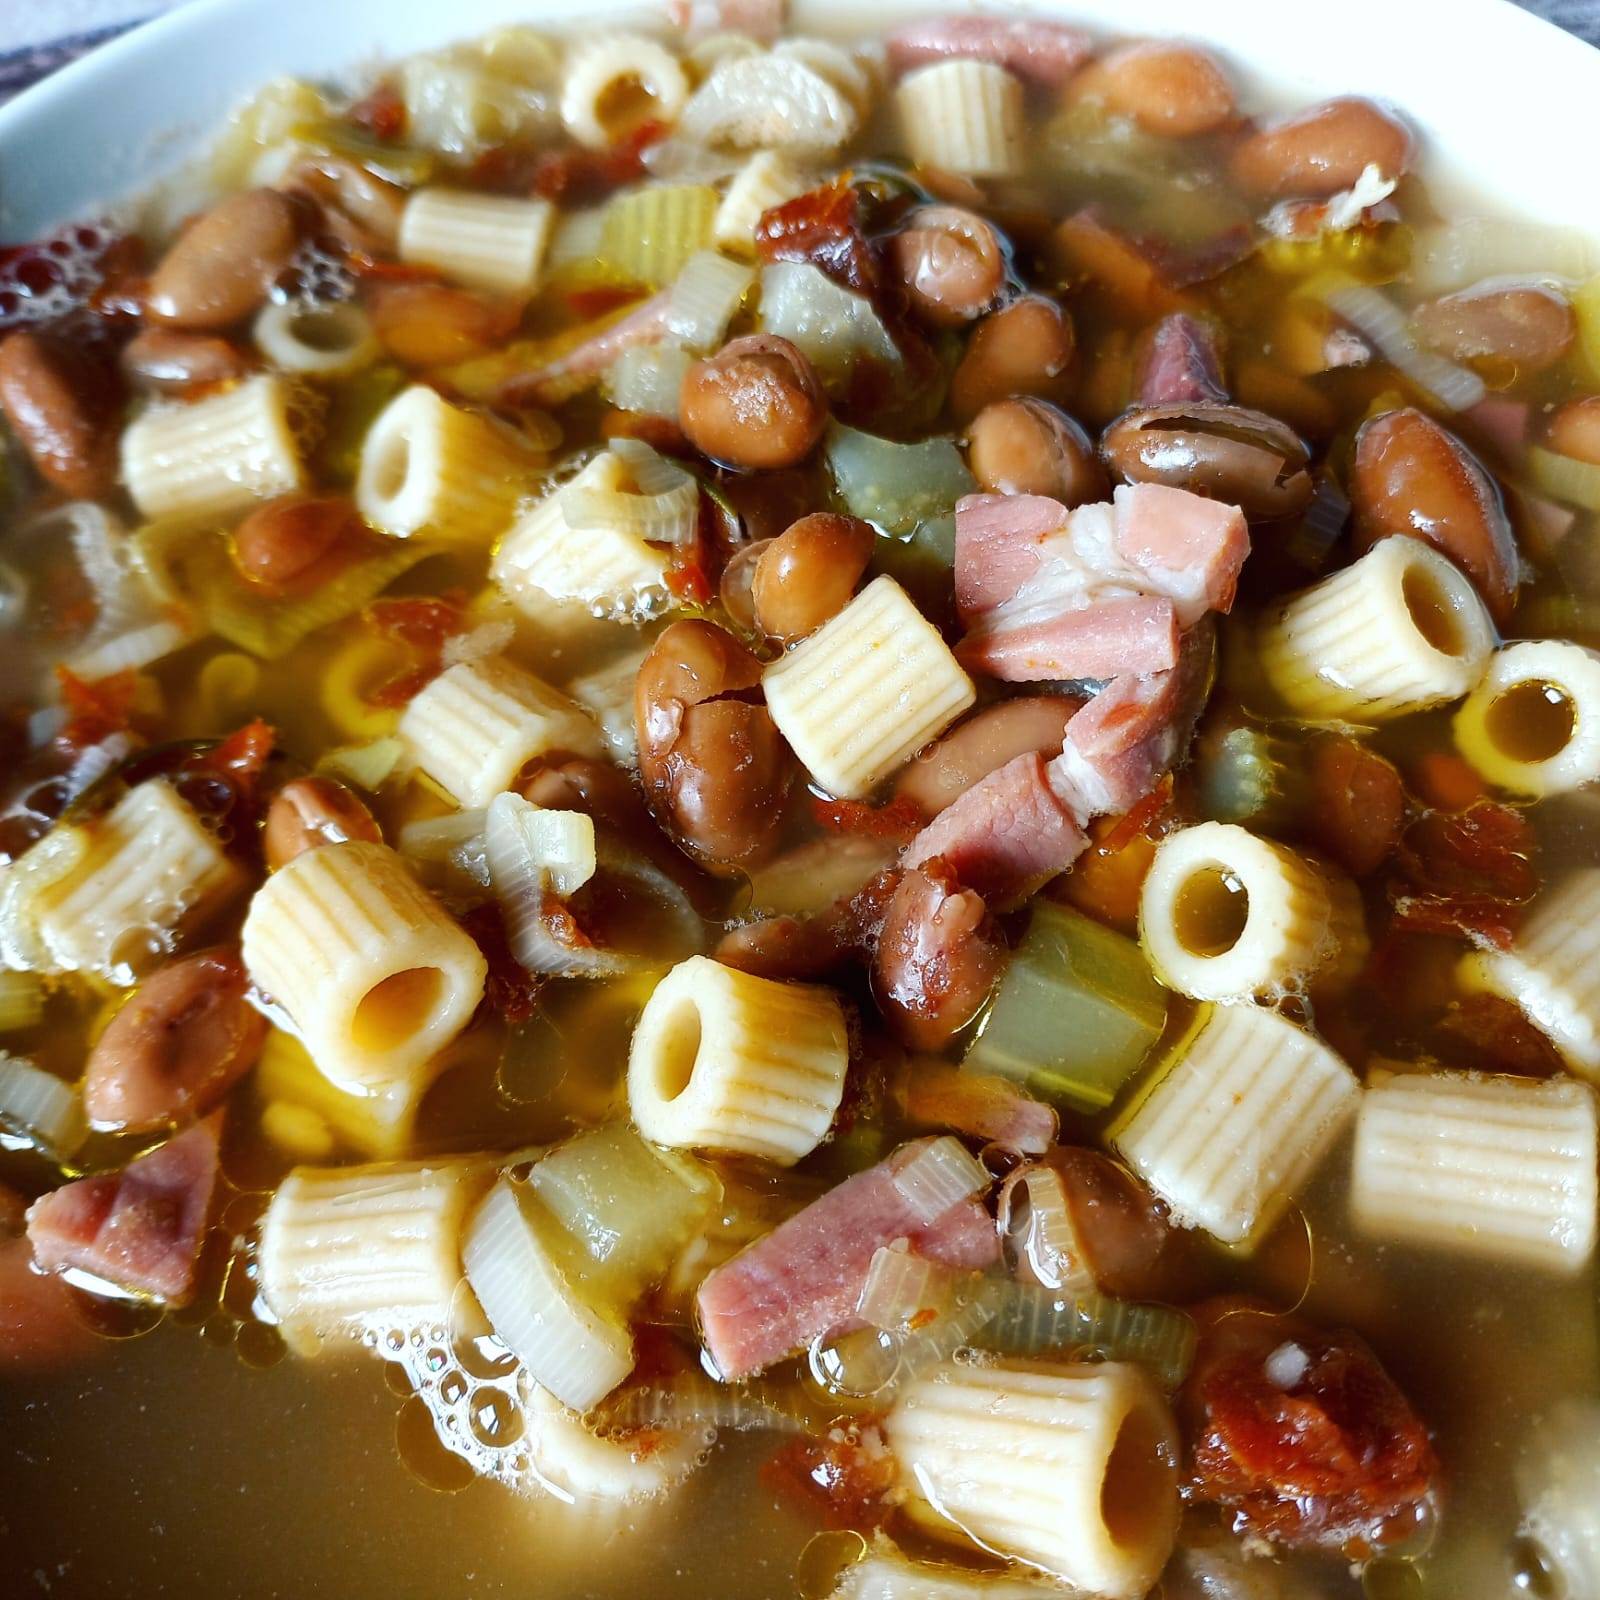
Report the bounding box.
[680,333,827,469]
[0,329,120,498]
[146,188,303,330]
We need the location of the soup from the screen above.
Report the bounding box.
[0,6,1598,1598]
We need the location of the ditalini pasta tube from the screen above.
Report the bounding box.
[713,151,810,255]
[628,956,849,1166]
[253,301,378,378]
[241,840,487,1099]
[1138,821,1366,1001]
[1454,639,1600,797]
[257,1157,493,1353]
[1350,1070,1598,1274]
[122,374,305,522]
[830,1544,1079,1599]
[397,654,603,807]
[1516,1400,1600,1600]
[356,385,533,544]
[560,33,690,149]
[1111,1004,1359,1245]
[523,1383,706,1502]
[763,576,976,799]
[894,61,1024,177]
[1259,536,1495,721]
[885,1360,1180,1598]
[398,188,555,296]
[1468,869,1600,1080]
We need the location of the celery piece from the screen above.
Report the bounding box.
[1529,446,1600,514]
[598,185,719,289]
[1191,721,1306,829]
[964,902,1167,1112]
[288,119,437,187]
[826,424,974,538]
[868,513,956,620]
[0,970,45,1033]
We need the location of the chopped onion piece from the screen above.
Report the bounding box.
[997,1163,1096,1294]
[888,1136,990,1225]
[315,736,406,792]
[561,441,700,548]
[1412,219,1599,295]
[462,1178,634,1412]
[856,1244,956,1331]
[758,261,900,390]
[676,51,860,151]
[0,1051,86,1159]
[1529,446,1600,514]
[589,1373,805,1436]
[0,970,45,1033]
[1325,283,1486,412]
[397,807,490,887]
[665,249,756,352]
[605,343,694,420]
[486,791,596,899]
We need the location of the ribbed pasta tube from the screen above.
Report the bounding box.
[560,33,690,149]
[894,61,1024,178]
[885,1360,1180,1598]
[763,575,976,799]
[1351,1069,1598,1273]
[1111,1004,1359,1245]
[257,1158,493,1352]
[397,655,603,807]
[255,1026,417,1158]
[356,385,533,544]
[1468,869,1600,1080]
[628,955,849,1166]
[525,1383,706,1501]
[1138,822,1366,1002]
[21,780,241,984]
[240,840,487,1100]
[397,188,556,296]
[1259,536,1495,721]
[566,647,650,765]
[122,374,305,523]
[1454,639,1600,797]
[253,301,378,378]
[713,151,810,255]
[831,1544,1078,1599]
[1517,1400,1600,1600]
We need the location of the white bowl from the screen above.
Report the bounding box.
[0,0,1595,239]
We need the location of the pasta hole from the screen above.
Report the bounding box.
[352,967,444,1051]
[1100,1405,1171,1552]
[595,75,660,142]
[289,306,360,353]
[1485,679,1574,764]
[1401,564,1465,656]
[652,997,702,1103]
[1172,866,1250,959]
[371,430,412,501]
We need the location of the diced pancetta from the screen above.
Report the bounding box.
[1464,394,1530,463]
[1111,483,1250,624]
[26,1113,222,1306]
[1134,312,1227,406]
[500,291,673,407]
[884,15,1092,87]
[895,695,1082,816]
[953,493,1069,621]
[957,593,1180,682]
[0,1183,99,1372]
[667,0,785,38]
[696,1139,999,1378]
[897,1061,1058,1156]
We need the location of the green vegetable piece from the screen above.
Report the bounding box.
[964,902,1167,1112]
[825,423,975,538]
[868,513,956,618]
[599,185,719,288]
[1191,721,1306,829]
[289,119,437,187]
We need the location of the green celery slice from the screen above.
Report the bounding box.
[825,424,974,538]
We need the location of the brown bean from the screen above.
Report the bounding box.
[872,864,1007,1052]
[1230,96,1414,199]
[146,188,302,330]
[949,295,1076,423]
[368,280,523,367]
[262,776,381,869]
[895,695,1082,815]
[0,331,119,498]
[1349,407,1519,623]
[1044,1147,1197,1301]
[1068,41,1236,138]
[634,620,794,868]
[1411,282,1575,371]
[1100,402,1313,519]
[718,538,772,632]
[1546,396,1600,466]
[232,495,368,596]
[82,948,267,1133]
[966,398,1108,504]
[889,205,1006,327]
[751,512,875,643]
[679,334,827,470]
[283,157,406,250]
[120,327,252,394]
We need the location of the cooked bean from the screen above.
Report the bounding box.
[1068,41,1237,138]
[82,949,267,1133]
[1100,402,1313,519]
[0,331,119,498]
[368,280,523,367]
[262,776,382,869]
[889,205,1006,327]
[1411,282,1575,371]
[634,619,795,868]
[872,863,1007,1051]
[966,398,1108,503]
[751,512,875,643]
[146,188,302,330]
[1349,406,1519,622]
[679,334,827,471]
[949,295,1076,423]
[120,327,253,394]
[895,695,1082,815]
[1546,395,1600,465]
[1230,96,1414,199]
[232,495,367,596]
[283,157,405,250]
[0,1181,101,1373]
[718,538,773,631]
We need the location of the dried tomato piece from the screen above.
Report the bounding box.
[810,795,924,841]
[756,180,880,296]
[1181,1297,1439,1558]
[1429,992,1564,1079]
[199,720,277,805]
[1304,733,1405,877]
[365,592,469,707]
[530,121,665,205]
[56,667,140,749]
[1388,800,1537,950]
[346,82,406,142]
[761,1425,897,1533]
[459,903,543,1024]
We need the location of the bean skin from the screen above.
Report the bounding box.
[679,334,827,471]
[966,398,1108,503]
[1068,41,1237,138]
[1545,396,1600,466]
[889,205,1007,328]
[0,331,119,499]
[81,948,267,1133]
[262,776,382,869]
[1411,283,1575,371]
[120,327,253,394]
[949,295,1076,423]
[232,496,368,596]
[1348,407,1519,623]
[751,513,876,643]
[146,188,302,330]
[895,696,1082,815]
[368,280,523,367]
[1230,96,1415,199]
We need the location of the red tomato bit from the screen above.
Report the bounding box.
[761,1425,897,1533]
